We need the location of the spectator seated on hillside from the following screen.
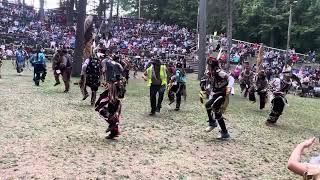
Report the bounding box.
[292,54,300,63]
[220,51,227,65]
[0,2,76,50]
[232,53,240,64]
[232,65,242,80]
[308,51,317,63]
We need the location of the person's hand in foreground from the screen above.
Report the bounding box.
[288,137,318,176]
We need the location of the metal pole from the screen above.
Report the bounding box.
[138,0,141,18]
[198,0,207,80]
[285,3,293,65]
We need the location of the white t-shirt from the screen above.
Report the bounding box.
[6,49,13,56]
[8,27,14,33]
[14,20,19,26]
[50,41,56,48]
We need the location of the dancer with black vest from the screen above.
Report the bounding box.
[80,56,102,105]
[200,58,234,139]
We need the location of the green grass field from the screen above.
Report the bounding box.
[0,61,320,179]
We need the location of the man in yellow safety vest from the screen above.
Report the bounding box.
[144,58,167,116]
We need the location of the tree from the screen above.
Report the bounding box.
[67,0,75,26]
[116,0,320,54]
[72,0,87,77]
[96,0,110,34]
[116,0,120,18]
[290,0,320,53]
[108,0,114,30]
[206,0,227,33]
[104,0,107,18]
[39,0,45,21]
[161,0,198,28]
[97,0,110,20]
[75,0,79,10]
[270,0,278,47]
[59,0,75,25]
[198,0,206,79]
[97,0,104,20]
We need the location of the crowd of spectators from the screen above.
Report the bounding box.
[0,1,318,78]
[210,34,320,97]
[93,18,197,70]
[0,1,196,70]
[0,2,76,50]
[95,18,196,60]
[214,34,317,67]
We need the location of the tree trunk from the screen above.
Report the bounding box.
[39,0,45,21]
[103,0,106,19]
[98,0,103,20]
[226,0,233,70]
[23,0,25,6]
[74,0,78,10]
[72,0,76,22]
[198,0,207,80]
[59,0,63,8]
[270,0,277,47]
[116,0,120,18]
[66,0,75,26]
[138,0,141,18]
[108,0,114,30]
[72,0,87,77]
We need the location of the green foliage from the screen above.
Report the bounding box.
[118,0,320,53]
[118,0,198,28]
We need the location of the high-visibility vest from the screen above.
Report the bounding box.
[147,65,167,86]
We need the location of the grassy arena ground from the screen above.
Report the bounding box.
[0,61,320,179]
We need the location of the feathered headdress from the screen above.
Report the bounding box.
[257,44,264,73]
[83,15,94,60]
